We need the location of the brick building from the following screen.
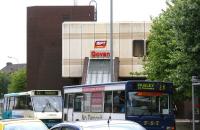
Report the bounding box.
[27,6,95,90]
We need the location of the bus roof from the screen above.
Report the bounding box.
[63,81,127,89]
[63,80,173,94]
[63,80,173,89]
[4,90,61,97]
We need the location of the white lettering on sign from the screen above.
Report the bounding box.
[82,86,105,93]
[94,41,107,48]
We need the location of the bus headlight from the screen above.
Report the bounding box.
[166,126,175,130]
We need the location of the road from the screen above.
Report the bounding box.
[176,119,200,130]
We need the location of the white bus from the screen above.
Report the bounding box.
[2,90,62,128]
[63,81,176,130]
[63,82,126,121]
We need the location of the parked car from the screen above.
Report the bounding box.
[0,118,49,130]
[50,120,146,130]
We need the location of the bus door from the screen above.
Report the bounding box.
[3,97,12,119]
[65,94,74,121]
[73,95,84,121]
[65,93,83,121]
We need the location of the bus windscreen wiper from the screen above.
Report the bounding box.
[42,101,59,112]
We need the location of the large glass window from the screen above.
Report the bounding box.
[65,91,125,113]
[126,92,169,116]
[32,96,62,112]
[14,96,32,110]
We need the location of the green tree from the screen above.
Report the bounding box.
[0,71,10,98]
[8,68,27,93]
[145,0,200,100]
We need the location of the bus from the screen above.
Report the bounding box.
[63,80,175,130]
[2,90,62,128]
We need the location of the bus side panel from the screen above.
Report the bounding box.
[65,108,73,121]
[72,112,125,121]
[12,110,34,118]
[2,110,12,119]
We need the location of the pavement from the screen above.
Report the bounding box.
[176,119,200,130]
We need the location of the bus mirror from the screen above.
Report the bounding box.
[162,109,169,114]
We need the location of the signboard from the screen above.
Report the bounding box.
[82,113,103,120]
[34,91,59,95]
[90,50,110,58]
[135,82,168,91]
[126,81,173,93]
[82,86,105,93]
[94,40,107,48]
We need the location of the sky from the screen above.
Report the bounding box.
[0,0,167,69]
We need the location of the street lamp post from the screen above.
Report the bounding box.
[110,0,113,82]
[192,76,200,130]
[89,0,97,21]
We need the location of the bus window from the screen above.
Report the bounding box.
[64,94,68,108]
[91,92,103,113]
[104,91,112,113]
[74,94,83,112]
[14,96,32,110]
[68,94,74,108]
[127,92,164,116]
[160,95,169,114]
[113,91,125,113]
[8,97,15,110]
[4,97,8,111]
[27,96,33,110]
[84,93,91,112]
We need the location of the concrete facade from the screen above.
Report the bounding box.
[62,22,151,78]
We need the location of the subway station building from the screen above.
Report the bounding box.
[62,22,151,84]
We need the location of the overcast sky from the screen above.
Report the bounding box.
[0,0,167,69]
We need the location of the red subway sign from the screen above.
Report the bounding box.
[94,41,107,48]
[90,50,110,58]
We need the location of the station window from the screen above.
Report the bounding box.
[133,40,144,57]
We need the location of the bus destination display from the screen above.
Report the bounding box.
[135,82,170,91]
[34,91,59,95]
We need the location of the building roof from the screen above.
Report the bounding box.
[1,62,26,73]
